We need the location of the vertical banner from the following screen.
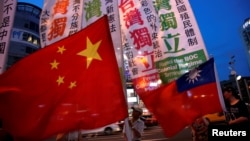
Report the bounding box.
[0,0,17,74]
[153,0,209,83]
[39,0,83,47]
[81,2,132,140]
[119,0,162,94]
[40,0,124,73]
[81,0,123,68]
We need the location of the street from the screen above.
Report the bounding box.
[82,126,193,141]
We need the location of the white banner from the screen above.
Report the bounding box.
[153,0,209,83]
[81,0,124,69]
[119,0,162,94]
[0,0,17,74]
[40,0,123,68]
[40,0,83,47]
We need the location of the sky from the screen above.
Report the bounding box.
[18,0,250,81]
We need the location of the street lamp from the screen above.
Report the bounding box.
[236,75,242,80]
[231,70,243,100]
[229,56,243,100]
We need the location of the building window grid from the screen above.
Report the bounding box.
[22,32,40,47]
[17,4,41,19]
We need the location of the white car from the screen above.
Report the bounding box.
[81,123,121,136]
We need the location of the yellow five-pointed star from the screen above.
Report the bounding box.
[50,59,60,69]
[77,37,102,68]
[57,46,66,54]
[56,76,64,86]
[69,81,77,89]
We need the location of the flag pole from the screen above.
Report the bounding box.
[118,26,133,141]
[213,58,227,112]
[119,38,133,141]
[113,1,132,140]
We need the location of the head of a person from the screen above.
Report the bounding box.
[131,107,143,118]
[222,86,238,100]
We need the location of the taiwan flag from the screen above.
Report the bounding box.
[139,58,223,137]
[0,16,128,141]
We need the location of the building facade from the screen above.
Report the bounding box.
[241,18,250,71]
[6,2,41,69]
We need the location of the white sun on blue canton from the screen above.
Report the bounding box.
[186,68,202,83]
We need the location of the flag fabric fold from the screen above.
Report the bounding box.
[139,58,223,137]
[0,16,128,141]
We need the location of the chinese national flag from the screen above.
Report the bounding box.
[139,58,223,137]
[0,16,128,140]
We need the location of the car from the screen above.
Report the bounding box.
[203,112,226,124]
[81,122,121,136]
[141,115,158,128]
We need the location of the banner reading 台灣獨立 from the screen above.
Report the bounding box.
[119,0,209,94]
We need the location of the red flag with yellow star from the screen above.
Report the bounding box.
[0,16,128,140]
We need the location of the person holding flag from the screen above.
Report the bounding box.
[123,107,145,141]
[222,86,250,127]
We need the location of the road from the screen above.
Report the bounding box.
[82,126,193,141]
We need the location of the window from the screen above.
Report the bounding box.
[25,46,37,54]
